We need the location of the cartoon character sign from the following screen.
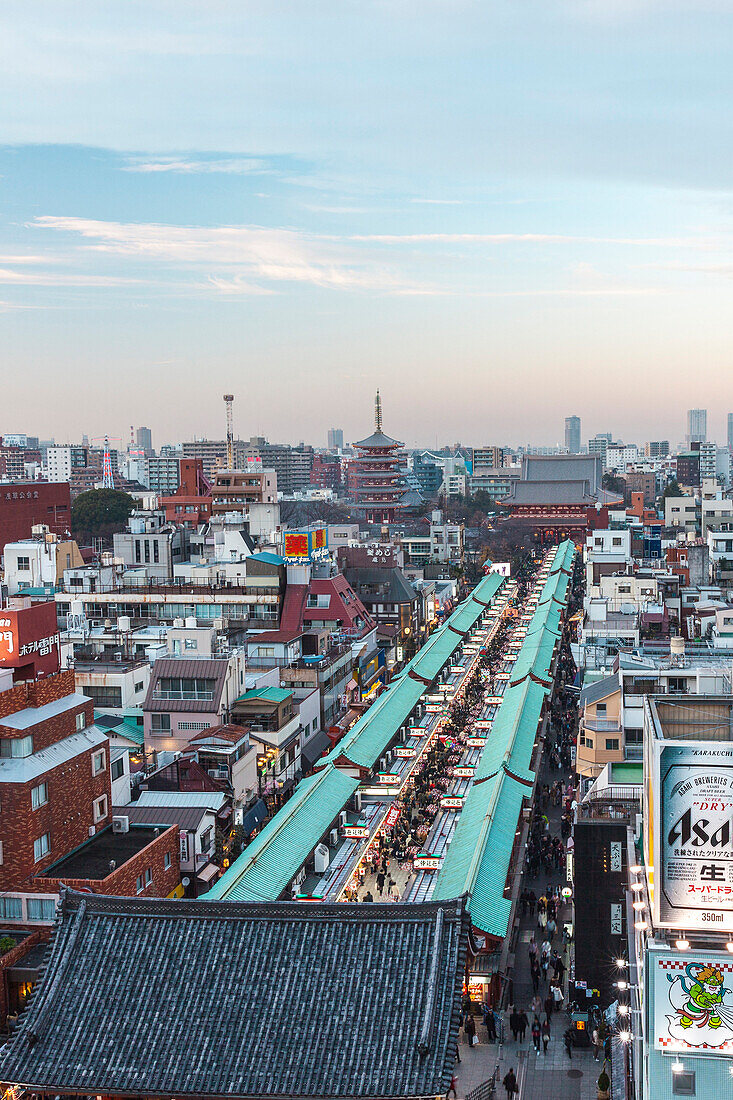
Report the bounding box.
[659,959,733,1050]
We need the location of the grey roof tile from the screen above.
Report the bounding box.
[0,892,469,1100]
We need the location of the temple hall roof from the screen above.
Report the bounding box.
[0,891,469,1100]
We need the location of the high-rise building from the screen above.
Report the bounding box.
[564,416,581,454]
[472,445,505,470]
[727,413,733,450]
[686,408,707,444]
[645,440,670,458]
[327,428,344,451]
[136,426,153,454]
[588,436,608,466]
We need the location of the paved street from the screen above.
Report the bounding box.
[455,649,604,1099]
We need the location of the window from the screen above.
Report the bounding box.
[33,833,50,862]
[0,735,33,758]
[200,827,213,853]
[0,897,22,920]
[93,794,108,822]
[145,867,152,886]
[672,1070,695,1095]
[134,680,144,693]
[585,738,594,749]
[31,782,48,810]
[151,713,171,733]
[83,685,122,708]
[27,897,56,921]
[16,556,30,570]
[612,537,622,547]
[153,541,160,563]
[135,539,141,564]
[596,703,607,715]
[76,711,87,731]
[184,638,198,650]
[605,739,620,751]
[91,749,105,775]
[164,852,171,869]
[144,540,150,563]
[136,874,145,894]
[111,757,125,781]
[0,840,3,864]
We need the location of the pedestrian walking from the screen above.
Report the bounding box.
[531,1016,541,1053]
[446,1075,458,1100]
[552,983,564,1012]
[544,992,554,1019]
[502,1068,519,1098]
[517,1010,529,1044]
[542,1019,551,1054]
[376,871,385,896]
[484,1007,497,1043]
[465,1013,476,1047]
[509,1008,520,1043]
[563,1027,574,1060]
[547,917,557,943]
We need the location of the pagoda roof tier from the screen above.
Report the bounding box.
[354,430,404,449]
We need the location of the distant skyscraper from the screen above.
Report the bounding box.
[728,413,733,450]
[588,435,608,466]
[686,408,707,445]
[564,416,581,454]
[327,428,344,451]
[136,426,153,453]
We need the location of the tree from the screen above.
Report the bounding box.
[602,472,625,496]
[71,489,135,543]
[662,478,681,500]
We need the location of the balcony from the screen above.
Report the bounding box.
[581,717,622,733]
[152,689,214,702]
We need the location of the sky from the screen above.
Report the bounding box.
[1,0,732,450]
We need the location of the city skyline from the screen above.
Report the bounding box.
[1,1,732,443]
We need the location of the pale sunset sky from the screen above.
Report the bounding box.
[1,0,732,449]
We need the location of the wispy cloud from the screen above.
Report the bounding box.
[410,198,465,206]
[0,266,140,287]
[349,232,708,246]
[123,156,272,175]
[32,216,426,294]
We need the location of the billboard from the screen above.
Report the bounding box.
[651,950,733,1054]
[283,527,329,562]
[0,601,60,677]
[653,741,733,931]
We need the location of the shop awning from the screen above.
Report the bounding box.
[240,797,268,837]
[196,862,220,884]
[301,729,332,772]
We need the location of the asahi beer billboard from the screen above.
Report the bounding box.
[655,742,733,931]
[651,949,733,1054]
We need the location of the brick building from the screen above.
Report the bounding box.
[0,482,71,556]
[159,458,212,527]
[0,666,180,925]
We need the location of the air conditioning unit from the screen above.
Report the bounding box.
[329,828,339,847]
[352,791,362,813]
[338,811,347,828]
[112,815,130,834]
[88,825,96,837]
[314,842,330,873]
[379,757,387,772]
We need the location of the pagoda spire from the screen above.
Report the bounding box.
[375,389,382,433]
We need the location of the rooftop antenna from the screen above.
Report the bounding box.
[224,394,235,468]
[375,389,382,434]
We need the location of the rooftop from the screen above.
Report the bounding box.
[0,891,469,1100]
[236,687,292,705]
[38,823,169,881]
